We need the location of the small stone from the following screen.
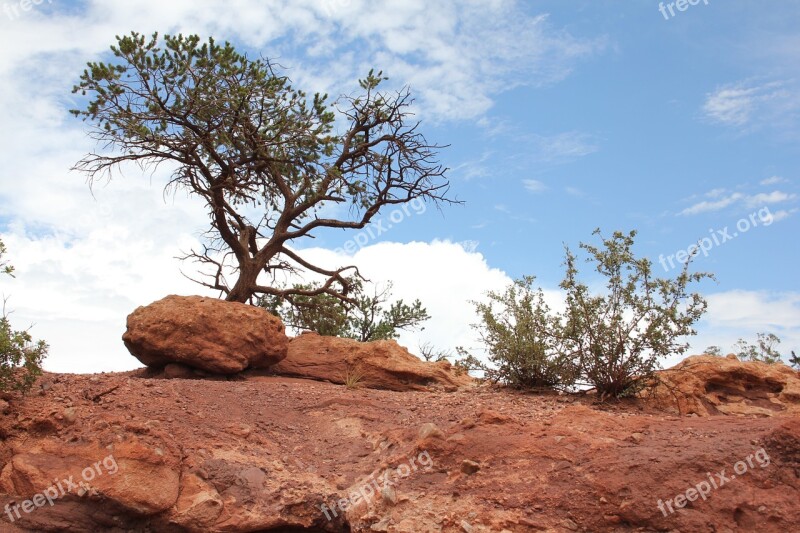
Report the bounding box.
[460,520,473,532]
[0,399,9,415]
[418,422,444,440]
[382,485,397,505]
[461,459,480,475]
[63,407,77,424]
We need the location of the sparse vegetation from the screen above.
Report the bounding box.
[790,351,800,370]
[0,239,47,393]
[733,333,783,364]
[261,279,429,342]
[703,345,723,356]
[459,277,578,390]
[460,230,711,399]
[418,342,451,362]
[342,363,366,389]
[72,32,453,305]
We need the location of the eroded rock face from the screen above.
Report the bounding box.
[122,295,288,374]
[0,371,799,532]
[269,332,473,391]
[651,355,800,416]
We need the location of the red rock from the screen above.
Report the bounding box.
[651,355,800,416]
[269,332,473,391]
[122,295,288,374]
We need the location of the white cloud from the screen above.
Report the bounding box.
[664,290,800,367]
[530,131,599,162]
[679,193,743,216]
[679,187,797,216]
[760,176,788,186]
[703,79,800,133]
[523,179,547,193]
[745,190,797,208]
[770,208,799,223]
[703,85,761,126]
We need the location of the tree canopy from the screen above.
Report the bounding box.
[72,32,453,303]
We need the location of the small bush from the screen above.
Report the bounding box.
[0,313,47,393]
[0,239,47,393]
[560,230,711,398]
[460,230,710,399]
[733,333,783,364]
[460,277,578,390]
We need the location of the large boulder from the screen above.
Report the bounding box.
[122,295,288,374]
[651,354,800,416]
[269,332,473,391]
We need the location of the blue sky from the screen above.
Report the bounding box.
[0,0,798,372]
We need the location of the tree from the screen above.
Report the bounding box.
[0,240,12,276]
[460,277,578,390]
[262,279,429,342]
[704,345,723,356]
[71,32,453,303]
[560,229,711,398]
[0,240,47,393]
[790,351,800,370]
[733,333,782,364]
[418,342,451,362]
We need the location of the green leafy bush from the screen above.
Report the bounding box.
[459,277,578,389]
[460,230,711,398]
[560,230,711,398]
[261,279,429,342]
[0,239,47,393]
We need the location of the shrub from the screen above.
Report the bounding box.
[460,230,711,399]
[733,333,783,364]
[0,313,47,393]
[0,239,47,393]
[460,277,578,390]
[560,230,711,398]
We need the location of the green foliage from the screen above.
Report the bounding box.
[0,240,47,393]
[261,279,429,342]
[560,229,711,398]
[71,32,451,304]
[460,230,711,398]
[733,333,783,364]
[0,240,13,277]
[459,277,578,389]
[703,345,723,356]
[790,351,800,370]
[0,315,47,393]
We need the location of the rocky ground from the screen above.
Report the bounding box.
[0,356,798,532]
